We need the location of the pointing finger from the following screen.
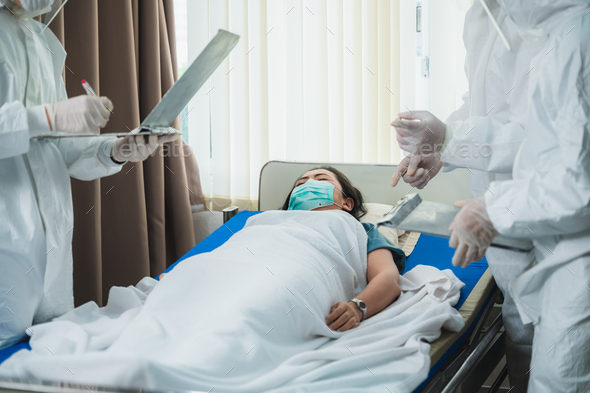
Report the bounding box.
[391,169,403,187]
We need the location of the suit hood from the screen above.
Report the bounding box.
[498,0,590,41]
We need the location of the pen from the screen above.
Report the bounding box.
[82,79,113,116]
[81,79,97,96]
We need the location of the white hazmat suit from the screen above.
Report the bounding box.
[0,2,123,348]
[486,1,590,391]
[392,2,540,390]
[443,5,543,389]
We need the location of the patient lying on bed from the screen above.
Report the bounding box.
[160,166,406,332]
[281,166,405,331]
[2,168,449,392]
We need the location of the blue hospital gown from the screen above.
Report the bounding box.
[361,223,406,274]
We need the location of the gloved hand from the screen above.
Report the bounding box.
[111,132,180,163]
[8,0,53,19]
[449,196,498,268]
[391,111,446,154]
[391,153,443,189]
[45,95,113,134]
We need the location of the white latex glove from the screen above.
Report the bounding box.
[111,132,181,163]
[390,154,443,189]
[45,95,113,134]
[391,111,446,154]
[448,196,498,268]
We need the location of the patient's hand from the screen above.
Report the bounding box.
[325,302,361,332]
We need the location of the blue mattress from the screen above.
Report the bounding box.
[0,210,491,391]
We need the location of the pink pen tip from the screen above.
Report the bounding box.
[81,79,86,84]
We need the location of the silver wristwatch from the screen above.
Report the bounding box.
[349,298,367,321]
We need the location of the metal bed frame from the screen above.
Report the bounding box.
[422,287,508,393]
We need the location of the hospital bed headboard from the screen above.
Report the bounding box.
[258,161,472,211]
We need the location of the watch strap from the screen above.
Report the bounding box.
[350,298,366,322]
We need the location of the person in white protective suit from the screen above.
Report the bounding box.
[390,1,541,390]
[407,1,590,391]
[0,0,178,349]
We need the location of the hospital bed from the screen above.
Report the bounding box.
[0,161,507,393]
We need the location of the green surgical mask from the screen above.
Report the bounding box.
[287,179,346,211]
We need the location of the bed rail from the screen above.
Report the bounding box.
[420,286,506,393]
[441,315,505,393]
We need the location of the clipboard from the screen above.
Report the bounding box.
[35,29,240,139]
[378,193,534,252]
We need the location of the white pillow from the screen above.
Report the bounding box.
[360,203,404,246]
[360,203,420,256]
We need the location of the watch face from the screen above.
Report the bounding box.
[359,301,366,309]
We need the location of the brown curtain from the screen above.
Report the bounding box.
[47,0,199,306]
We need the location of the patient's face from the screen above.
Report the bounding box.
[295,170,354,212]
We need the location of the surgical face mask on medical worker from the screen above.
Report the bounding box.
[288,179,348,211]
[1,0,55,19]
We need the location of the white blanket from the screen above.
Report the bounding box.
[0,211,464,392]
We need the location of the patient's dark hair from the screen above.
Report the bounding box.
[281,166,368,220]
